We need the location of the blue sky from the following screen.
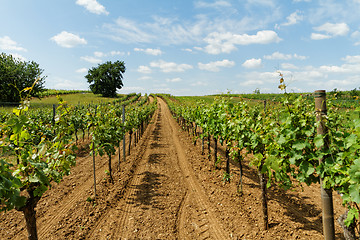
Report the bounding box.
[1,0,360,95]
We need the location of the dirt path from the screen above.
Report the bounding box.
[0,97,348,239]
[84,98,230,239]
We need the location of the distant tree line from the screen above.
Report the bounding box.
[330,88,360,99]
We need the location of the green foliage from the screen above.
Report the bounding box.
[168,78,360,229]
[0,84,76,212]
[85,60,126,98]
[38,89,90,98]
[0,52,46,103]
[222,172,232,182]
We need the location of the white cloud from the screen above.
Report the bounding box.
[110,51,126,56]
[240,79,264,86]
[204,30,281,54]
[281,11,303,27]
[311,33,331,40]
[342,55,360,63]
[79,51,127,66]
[150,60,193,73]
[94,50,125,57]
[50,31,87,48]
[238,71,280,84]
[138,76,152,81]
[8,53,27,61]
[121,86,145,92]
[314,22,349,36]
[198,59,235,72]
[191,81,208,86]
[195,1,232,8]
[49,77,88,90]
[0,36,27,52]
[182,48,193,52]
[242,58,263,68]
[246,0,276,7]
[137,65,152,74]
[94,51,105,58]
[264,51,307,60]
[311,22,349,40]
[76,68,88,73]
[281,63,299,70]
[80,56,102,64]
[351,31,360,45]
[105,12,282,47]
[319,65,348,73]
[104,17,155,43]
[134,48,163,56]
[76,0,109,15]
[317,62,360,74]
[166,78,182,82]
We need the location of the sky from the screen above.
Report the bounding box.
[1,0,360,96]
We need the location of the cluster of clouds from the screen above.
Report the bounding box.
[237,51,308,70]
[3,0,360,93]
[75,0,108,15]
[137,59,236,74]
[311,22,349,40]
[238,54,360,92]
[0,36,27,52]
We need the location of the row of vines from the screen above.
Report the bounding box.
[164,81,360,239]
[0,83,157,240]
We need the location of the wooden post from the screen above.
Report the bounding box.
[259,159,268,230]
[122,105,126,162]
[213,136,218,168]
[201,130,204,155]
[92,106,97,200]
[52,104,56,125]
[315,90,335,240]
[263,100,267,112]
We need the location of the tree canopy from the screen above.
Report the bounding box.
[0,52,46,103]
[85,60,126,98]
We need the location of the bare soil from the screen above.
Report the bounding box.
[0,98,346,239]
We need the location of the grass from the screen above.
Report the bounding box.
[0,93,123,112]
[31,93,124,106]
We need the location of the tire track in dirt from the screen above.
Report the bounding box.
[39,107,156,239]
[160,98,230,240]
[175,191,188,240]
[84,108,158,239]
[110,103,184,239]
[0,139,112,240]
[37,153,110,239]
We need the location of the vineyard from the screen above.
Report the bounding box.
[0,88,360,239]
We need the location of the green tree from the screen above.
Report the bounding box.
[85,60,126,98]
[0,52,46,103]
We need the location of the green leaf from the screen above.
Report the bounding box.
[344,208,359,227]
[28,175,40,183]
[33,185,48,197]
[20,130,30,141]
[292,141,306,150]
[349,184,360,203]
[345,134,357,149]
[300,161,315,177]
[314,135,324,148]
[10,193,26,209]
[277,135,286,145]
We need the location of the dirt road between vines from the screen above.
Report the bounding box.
[0,97,347,239]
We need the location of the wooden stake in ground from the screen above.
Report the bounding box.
[122,105,126,162]
[92,106,97,200]
[315,90,335,240]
